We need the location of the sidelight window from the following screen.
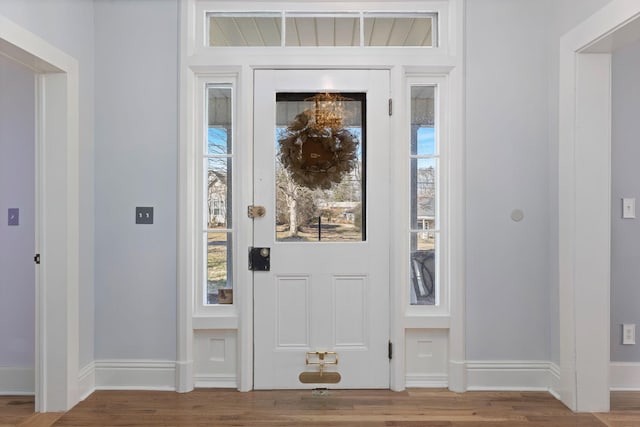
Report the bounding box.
[410,85,438,306]
[204,84,233,305]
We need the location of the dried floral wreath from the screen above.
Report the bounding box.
[278,100,359,190]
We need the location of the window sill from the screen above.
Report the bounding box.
[193,313,238,330]
[404,313,450,329]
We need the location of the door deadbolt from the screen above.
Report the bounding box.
[249,247,270,271]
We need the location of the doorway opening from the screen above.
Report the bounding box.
[0,52,36,400]
[558,2,640,412]
[0,15,81,412]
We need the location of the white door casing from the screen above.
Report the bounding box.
[180,1,466,394]
[559,0,640,412]
[253,69,390,389]
[0,14,81,411]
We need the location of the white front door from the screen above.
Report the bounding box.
[253,69,390,389]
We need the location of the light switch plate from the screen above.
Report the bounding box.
[8,208,19,226]
[623,323,636,345]
[136,207,154,224]
[623,198,636,219]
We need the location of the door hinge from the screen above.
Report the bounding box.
[34,253,40,265]
[388,98,392,116]
[388,341,393,360]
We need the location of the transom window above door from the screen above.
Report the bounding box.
[207,12,438,47]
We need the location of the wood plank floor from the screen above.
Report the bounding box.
[2,390,640,426]
[0,395,34,427]
[597,392,640,427]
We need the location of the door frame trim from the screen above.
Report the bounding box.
[0,14,81,411]
[558,0,640,412]
[179,61,465,392]
[178,0,465,393]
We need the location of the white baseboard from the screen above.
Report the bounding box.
[79,359,237,393]
[611,362,640,390]
[466,361,557,391]
[95,360,176,391]
[175,360,194,392]
[405,374,448,388]
[78,362,96,401]
[448,360,467,392]
[0,367,34,395]
[194,374,237,389]
[69,358,572,395]
[548,362,561,399]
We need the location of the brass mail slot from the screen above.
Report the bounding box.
[299,351,341,384]
[299,371,341,384]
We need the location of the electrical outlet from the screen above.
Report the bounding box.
[623,324,636,345]
[8,208,19,226]
[135,207,154,224]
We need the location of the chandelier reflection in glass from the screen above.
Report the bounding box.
[278,92,359,190]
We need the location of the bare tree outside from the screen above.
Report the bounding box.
[275,163,319,238]
[275,147,363,242]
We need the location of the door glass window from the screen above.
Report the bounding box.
[275,92,365,242]
[205,85,233,304]
[410,85,437,305]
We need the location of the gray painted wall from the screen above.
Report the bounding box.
[94,0,178,360]
[466,0,552,361]
[0,56,35,368]
[0,0,621,375]
[0,0,96,369]
[465,0,614,363]
[611,39,640,362]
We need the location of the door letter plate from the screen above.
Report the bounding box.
[249,247,270,271]
[299,351,341,384]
